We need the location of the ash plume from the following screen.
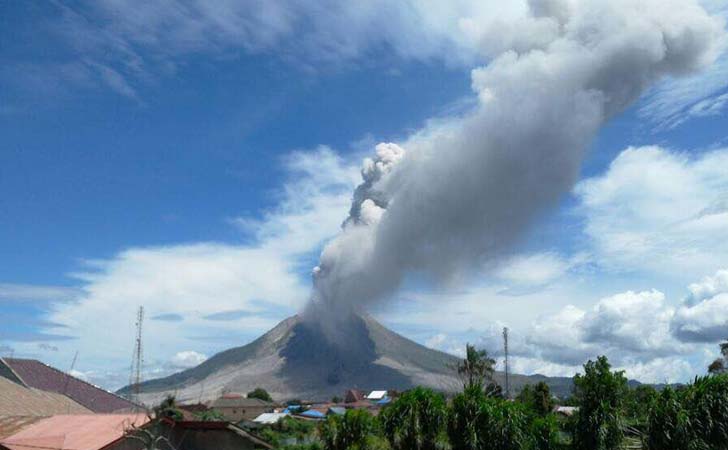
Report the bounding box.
[306,0,725,330]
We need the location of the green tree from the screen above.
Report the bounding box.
[517,382,554,416]
[380,387,448,450]
[624,385,658,424]
[530,415,561,450]
[645,374,728,449]
[686,374,728,448]
[643,386,694,450]
[153,395,183,421]
[448,385,532,450]
[453,344,496,390]
[247,387,273,402]
[572,356,628,450]
[448,385,487,450]
[320,409,378,450]
[532,382,554,416]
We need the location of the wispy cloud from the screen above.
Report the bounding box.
[3,0,540,103]
[575,145,728,277]
[5,147,358,389]
[150,313,184,322]
[0,283,81,303]
[638,2,728,129]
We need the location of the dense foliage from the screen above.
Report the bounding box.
[320,409,378,450]
[645,374,728,450]
[258,416,319,449]
[448,384,531,450]
[624,385,658,426]
[243,353,728,450]
[517,382,554,417]
[379,387,448,450]
[572,356,628,450]
[248,387,273,402]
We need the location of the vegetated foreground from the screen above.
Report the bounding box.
[149,341,728,450]
[261,346,728,449]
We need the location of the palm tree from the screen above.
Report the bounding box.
[452,344,496,390]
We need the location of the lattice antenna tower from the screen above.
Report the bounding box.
[129,306,144,405]
[503,327,510,399]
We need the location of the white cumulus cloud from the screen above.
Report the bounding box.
[170,351,207,369]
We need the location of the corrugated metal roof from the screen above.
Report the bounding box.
[298,410,325,419]
[328,407,346,416]
[0,377,91,417]
[253,412,288,424]
[1,358,137,413]
[211,396,272,408]
[0,414,149,450]
[366,390,387,400]
[0,417,45,440]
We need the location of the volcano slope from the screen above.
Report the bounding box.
[119,314,572,404]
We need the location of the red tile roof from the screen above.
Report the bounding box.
[1,358,138,413]
[0,414,149,450]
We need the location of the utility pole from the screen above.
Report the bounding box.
[503,327,510,399]
[128,306,144,407]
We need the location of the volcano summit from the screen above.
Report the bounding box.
[119,314,571,404]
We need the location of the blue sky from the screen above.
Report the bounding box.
[2,0,728,389]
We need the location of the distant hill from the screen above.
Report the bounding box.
[118,314,574,405]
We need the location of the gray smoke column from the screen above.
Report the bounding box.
[306,0,725,328]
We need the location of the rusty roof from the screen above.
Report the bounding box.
[0,358,137,413]
[0,414,149,450]
[0,417,45,440]
[0,377,91,417]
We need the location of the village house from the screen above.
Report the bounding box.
[210,394,276,422]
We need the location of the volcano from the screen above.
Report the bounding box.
[119,314,572,404]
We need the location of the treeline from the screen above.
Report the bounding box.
[301,352,728,450]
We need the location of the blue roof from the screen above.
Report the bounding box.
[376,397,392,405]
[300,409,326,418]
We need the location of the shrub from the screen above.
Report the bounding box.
[447,384,532,450]
[320,409,377,450]
[380,387,448,450]
[517,382,554,417]
[643,387,695,450]
[644,374,728,450]
[530,415,561,450]
[572,356,628,450]
[247,387,273,402]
